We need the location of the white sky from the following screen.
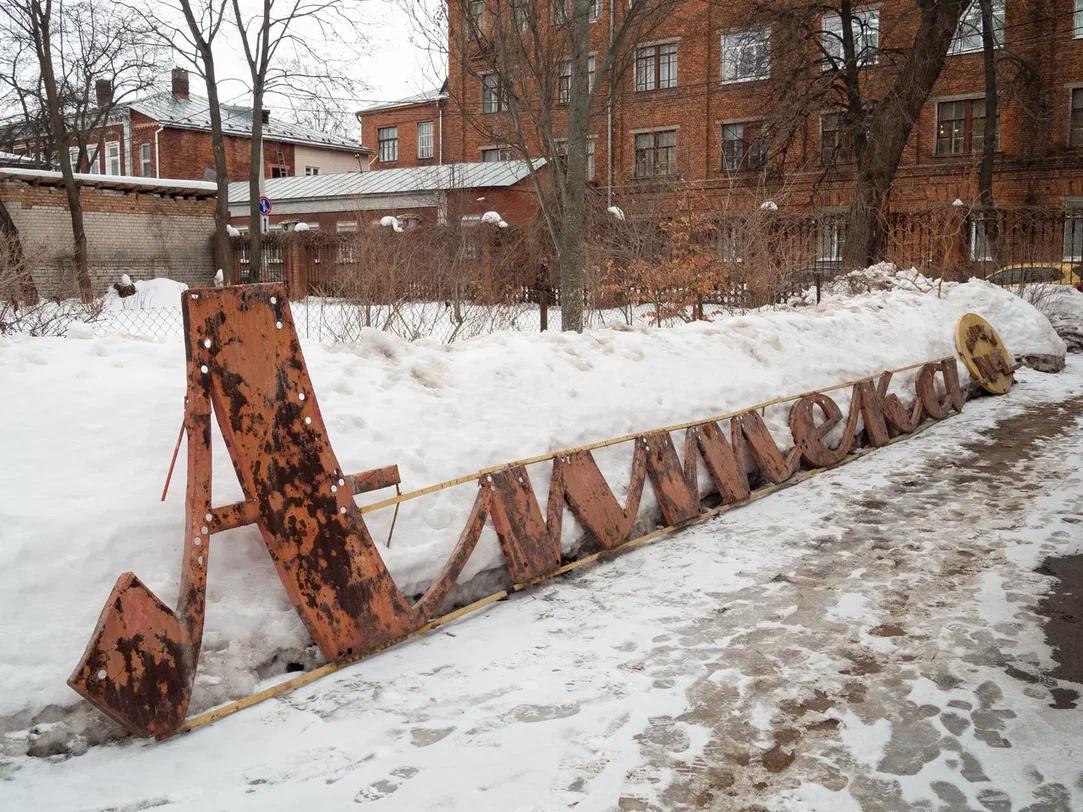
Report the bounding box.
[203,0,442,132]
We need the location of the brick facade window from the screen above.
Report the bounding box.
[556,138,596,179]
[417,120,434,159]
[468,0,484,37]
[822,9,879,68]
[139,143,152,177]
[634,129,677,178]
[935,98,994,155]
[271,166,289,178]
[559,56,596,104]
[721,29,770,83]
[820,111,853,164]
[951,0,1004,55]
[480,145,514,161]
[635,42,677,92]
[721,121,767,171]
[1076,0,1083,38]
[1064,200,1083,261]
[717,220,746,262]
[378,126,398,161]
[104,141,121,175]
[555,0,602,24]
[481,73,508,113]
[816,217,847,261]
[1071,88,1083,147]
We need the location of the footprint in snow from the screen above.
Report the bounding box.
[353,767,419,804]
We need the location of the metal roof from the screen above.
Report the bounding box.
[228,159,546,204]
[358,89,446,115]
[130,93,371,154]
[0,166,217,196]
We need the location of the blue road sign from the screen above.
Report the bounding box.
[258,195,272,216]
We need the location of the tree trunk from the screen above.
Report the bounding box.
[31,0,93,299]
[842,0,967,270]
[203,52,233,282]
[558,0,593,333]
[248,88,264,281]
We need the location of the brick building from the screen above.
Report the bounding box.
[359,0,1083,261]
[6,68,372,183]
[1,166,217,296]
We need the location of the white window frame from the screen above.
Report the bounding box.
[968,214,994,262]
[555,137,596,180]
[821,8,880,69]
[721,28,771,84]
[104,140,121,175]
[304,166,320,176]
[481,73,508,114]
[816,217,847,261]
[85,144,100,174]
[1064,198,1083,261]
[479,144,514,162]
[417,120,434,159]
[140,142,152,176]
[68,146,80,172]
[950,0,1004,55]
[1076,0,1083,39]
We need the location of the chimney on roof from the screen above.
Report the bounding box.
[171,67,190,100]
[261,109,270,125]
[95,79,113,107]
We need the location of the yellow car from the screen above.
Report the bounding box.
[985,262,1083,290]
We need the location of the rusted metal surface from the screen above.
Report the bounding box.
[640,431,701,526]
[486,465,562,583]
[555,447,647,550]
[69,291,1004,740]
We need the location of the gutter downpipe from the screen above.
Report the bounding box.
[439,99,444,165]
[154,124,164,178]
[607,0,614,208]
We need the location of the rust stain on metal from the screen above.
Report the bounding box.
[69,290,1003,740]
[555,447,647,550]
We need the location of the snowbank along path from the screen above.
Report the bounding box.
[0,276,1065,742]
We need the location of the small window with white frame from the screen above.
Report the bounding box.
[1076,0,1083,38]
[104,141,121,175]
[968,213,994,262]
[821,9,879,69]
[950,0,1004,55]
[417,120,434,159]
[304,166,320,175]
[1064,199,1083,261]
[816,217,847,261]
[481,73,508,113]
[480,145,514,162]
[721,29,771,83]
[140,142,152,176]
[85,144,100,174]
[558,56,596,104]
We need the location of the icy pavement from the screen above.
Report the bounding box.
[5,360,1083,811]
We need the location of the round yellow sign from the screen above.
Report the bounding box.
[956,313,1014,395]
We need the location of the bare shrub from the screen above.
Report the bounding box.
[0,232,104,336]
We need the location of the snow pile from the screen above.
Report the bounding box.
[0,273,1065,748]
[1023,285,1083,354]
[102,277,189,310]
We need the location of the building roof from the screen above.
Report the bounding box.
[0,150,38,166]
[227,159,546,204]
[357,88,447,115]
[0,166,217,197]
[129,93,372,154]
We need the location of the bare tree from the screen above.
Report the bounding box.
[743,0,967,270]
[419,0,679,331]
[0,0,162,298]
[230,0,363,281]
[146,0,234,279]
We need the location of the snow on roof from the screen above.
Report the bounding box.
[357,89,447,115]
[130,92,372,154]
[0,150,37,165]
[0,166,217,195]
[227,159,546,204]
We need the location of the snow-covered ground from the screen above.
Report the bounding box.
[4,356,1081,811]
[0,276,1065,743]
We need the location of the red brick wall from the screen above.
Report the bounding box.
[360,101,445,168]
[437,0,1083,211]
